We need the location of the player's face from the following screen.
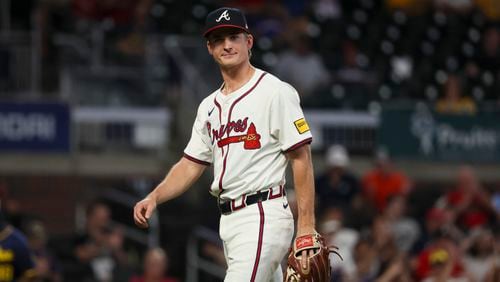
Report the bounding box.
[207,28,253,69]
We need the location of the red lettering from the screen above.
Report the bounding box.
[234,117,248,132]
[206,122,212,139]
[211,117,249,143]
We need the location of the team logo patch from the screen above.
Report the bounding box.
[209,117,261,150]
[294,118,310,134]
[216,10,231,22]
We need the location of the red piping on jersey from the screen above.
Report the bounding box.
[214,99,223,157]
[283,137,313,153]
[214,98,224,191]
[220,146,230,192]
[227,73,267,123]
[216,72,267,192]
[183,153,210,166]
[250,201,265,282]
[214,99,222,126]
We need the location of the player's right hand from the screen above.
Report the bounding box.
[133,197,157,228]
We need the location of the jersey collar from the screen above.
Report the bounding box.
[216,68,264,103]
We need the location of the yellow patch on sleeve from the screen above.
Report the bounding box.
[294,118,310,134]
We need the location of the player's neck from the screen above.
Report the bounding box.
[220,62,255,95]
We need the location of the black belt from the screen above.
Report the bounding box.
[218,186,285,215]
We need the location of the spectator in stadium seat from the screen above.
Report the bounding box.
[319,207,359,281]
[436,166,497,230]
[0,185,31,231]
[375,255,413,282]
[0,210,37,282]
[411,207,460,255]
[331,40,377,109]
[274,34,330,98]
[381,195,421,252]
[362,149,412,213]
[64,200,131,282]
[315,144,361,215]
[461,228,497,282]
[129,247,178,282]
[24,218,63,282]
[414,228,474,282]
[370,217,400,268]
[483,227,500,282]
[353,216,412,281]
[351,237,379,281]
[435,74,477,115]
[465,26,500,100]
[72,0,152,60]
[476,27,500,73]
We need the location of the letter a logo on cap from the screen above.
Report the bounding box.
[216,10,231,22]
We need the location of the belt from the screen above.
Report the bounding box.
[218,185,286,215]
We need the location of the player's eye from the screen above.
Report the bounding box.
[230,34,239,40]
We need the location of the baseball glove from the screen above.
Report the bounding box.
[284,233,342,282]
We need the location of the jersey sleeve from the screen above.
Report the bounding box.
[269,83,313,152]
[184,103,213,165]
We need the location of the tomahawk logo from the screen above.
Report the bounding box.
[410,105,498,158]
[216,10,231,22]
[410,105,435,155]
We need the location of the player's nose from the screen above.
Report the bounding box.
[223,37,233,50]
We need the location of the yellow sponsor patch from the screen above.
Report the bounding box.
[294,118,310,134]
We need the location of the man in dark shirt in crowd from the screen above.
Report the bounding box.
[315,144,360,215]
[0,210,36,282]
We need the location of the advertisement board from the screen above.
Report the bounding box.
[378,105,500,162]
[0,103,70,152]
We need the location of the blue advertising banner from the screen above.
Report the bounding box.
[0,103,70,152]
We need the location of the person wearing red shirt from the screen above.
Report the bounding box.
[414,229,473,281]
[362,150,411,213]
[440,166,497,229]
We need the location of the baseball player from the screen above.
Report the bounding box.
[134,7,316,281]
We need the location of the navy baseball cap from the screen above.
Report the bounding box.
[203,7,250,38]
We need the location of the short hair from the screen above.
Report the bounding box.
[85,199,109,217]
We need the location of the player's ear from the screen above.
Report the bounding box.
[246,33,254,50]
[207,40,213,55]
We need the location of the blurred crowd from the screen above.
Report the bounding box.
[2,145,499,282]
[2,0,499,109]
[310,144,500,282]
[0,195,178,282]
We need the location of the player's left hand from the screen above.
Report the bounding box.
[284,233,342,282]
[300,249,315,270]
[296,227,316,269]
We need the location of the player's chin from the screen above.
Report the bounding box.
[219,60,243,69]
[219,55,240,65]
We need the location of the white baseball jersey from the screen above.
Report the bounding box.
[184,68,312,201]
